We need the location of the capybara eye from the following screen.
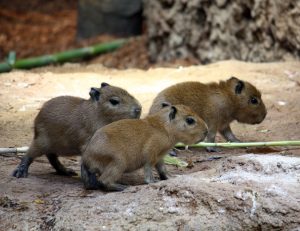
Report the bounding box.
[109,98,120,106]
[186,117,195,125]
[250,97,258,105]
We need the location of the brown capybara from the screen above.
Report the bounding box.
[13,82,142,178]
[81,104,208,191]
[149,77,267,152]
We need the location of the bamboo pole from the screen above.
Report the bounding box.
[0,147,29,154]
[1,141,299,155]
[175,141,300,148]
[0,39,127,73]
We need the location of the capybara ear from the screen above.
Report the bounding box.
[161,102,170,108]
[228,76,244,94]
[235,80,244,94]
[169,106,177,120]
[101,82,110,88]
[229,76,239,81]
[89,87,100,101]
[229,76,245,95]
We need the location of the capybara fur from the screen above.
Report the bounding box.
[149,77,267,151]
[13,82,142,178]
[81,105,208,191]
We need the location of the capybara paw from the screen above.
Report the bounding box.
[57,168,77,176]
[206,146,220,152]
[228,138,241,143]
[168,149,177,157]
[144,178,158,184]
[159,174,168,181]
[12,166,28,178]
[105,183,127,192]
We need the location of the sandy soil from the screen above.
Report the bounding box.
[0,60,300,230]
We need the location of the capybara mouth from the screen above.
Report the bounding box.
[132,107,142,118]
[252,115,266,124]
[196,137,206,144]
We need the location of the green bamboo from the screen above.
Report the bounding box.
[175,141,300,148]
[0,39,127,73]
[0,62,11,72]
[163,155,188,167]
[7,51,16,65]
[1,141,299,156]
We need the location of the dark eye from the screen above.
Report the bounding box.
[109,98,120,106]
[186,117,195,125]
[250,97,258,105]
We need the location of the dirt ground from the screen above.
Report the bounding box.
[0,60,300,230]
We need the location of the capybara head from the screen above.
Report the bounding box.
[163,104,208,145]
[226,77,267,124]
[89,82,142,121]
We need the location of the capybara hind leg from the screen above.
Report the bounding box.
[46,154,77,176]
[81,163,104,190]
[99,162,127,191]
[12,144,40,178]
[144,163,156,184]
[155,160,168,181]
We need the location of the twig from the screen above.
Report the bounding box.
[0,147,28,155]
[1,141,300,156]
[175,141,300,148]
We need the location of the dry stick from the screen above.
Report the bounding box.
[169,141,300,167]
[175,141,300,148]
[1,141,300,156]
[0,147,28,155]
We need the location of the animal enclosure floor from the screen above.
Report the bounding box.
[0,61,299,230]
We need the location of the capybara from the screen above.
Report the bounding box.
[81,104,208,191]
[149,77,267,151]
[13,82,142,178]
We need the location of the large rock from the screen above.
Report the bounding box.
[144,0,300,63]
[53,154,300,230]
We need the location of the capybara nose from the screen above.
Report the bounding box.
[134,107,142,118]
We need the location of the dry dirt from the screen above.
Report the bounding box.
[0,60,300,230]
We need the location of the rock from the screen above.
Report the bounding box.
[52,154,300,230]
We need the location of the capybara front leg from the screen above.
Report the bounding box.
[46,153,77,176]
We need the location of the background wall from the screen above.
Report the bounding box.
[144,0,300,63]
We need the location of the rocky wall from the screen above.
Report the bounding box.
[144,0,300,63]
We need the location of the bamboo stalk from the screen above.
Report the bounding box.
[0,147,29,154]
[0,39,127,73]
[0,62,11,72]
[1,141,299,155]
[175,141,300,148]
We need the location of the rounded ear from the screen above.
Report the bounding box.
[161,102,171,108]
[228,76,244,94]
[101,82,110,88]
[229,76,239,81]
[235,80,244,94]
[89,88,100,101]
[169,106,177,120]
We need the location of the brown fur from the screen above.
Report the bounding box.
[13,83,142,178]
[81,105,208,191]
[149,77,267,151]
